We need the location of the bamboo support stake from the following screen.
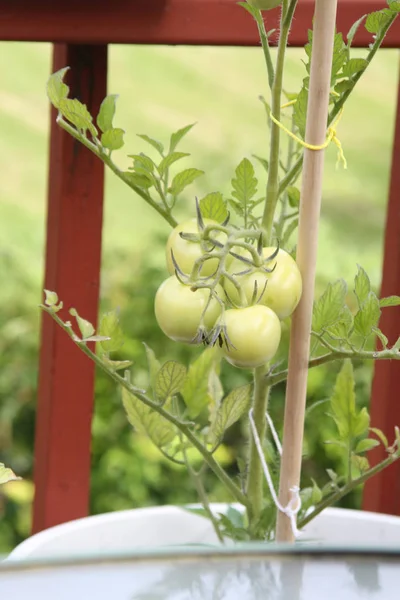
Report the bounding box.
[275,0,339,543]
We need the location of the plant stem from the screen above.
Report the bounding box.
[57,117,177,228]
[254,11,275,90]
[298,452,400,529]
[40,305,248,508]
[246,364,270,538]
[279,11,398,196]
[262,0,298,243]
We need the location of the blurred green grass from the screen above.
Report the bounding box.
[0,42,397,291]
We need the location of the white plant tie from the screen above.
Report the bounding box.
[249,408,302,539]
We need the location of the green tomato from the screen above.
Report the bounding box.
[224,247,302,319]
[155,276,223,343]
[246,0,282,10]
[166,218,221,277]
[222,305,281,369]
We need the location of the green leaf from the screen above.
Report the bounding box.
[47,67,70,109]
[69,308,95,340]
[231,158,257,218]
[98,311,124,353]
[210,384,252,443]
[282,218,299,247]
[334,80,354,95]
[155,361,187,402]
[101,356,133,372]
[353,292,381,338]
[311,479,323,504]
[287,186,300,208]
[342,58,368,78]
[169,168,204,196]
[372,327,388,349]
[312,279,347,333]
[347,15,367,47]
[143,343,161,398]
[380,295,400,308]
[388,0,400,12]
[101,128,124,151]
[355,438,380,454]
[293,86,308,138]
[0,463,21,485]
[365,9,392,34]
[353,407,370,438]
[128,153,155,173]
[58,98,97,137]
[325,306,354,339]
[199,192,228,223]
[182,347,218,418]
[121,388,176,448]
[370,427,389,449]
[97,94,118,132]
[354,264,371,307]
[124,171,154,189]
[331,33,348,82]
[44,290,59,307]
[169,123,196,153]
[252,155,269,172]
[352,454,369,473]
[157,152,189,176]
[330,359,365,442]
[137,134,164,155]
[326,469,339,483]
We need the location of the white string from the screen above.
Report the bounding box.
[249,408,302,539]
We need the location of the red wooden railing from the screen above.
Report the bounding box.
[0,0,398,531]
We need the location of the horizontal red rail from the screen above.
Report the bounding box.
[0,0,398,47]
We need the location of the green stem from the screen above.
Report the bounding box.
[261,0,298,243]
[279,11,398,196]
[40,305,248,508]
[57,117,177,228]
[246,364,271,538]
[298,452,400,529]
[254,11,275,90]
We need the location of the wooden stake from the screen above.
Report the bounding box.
[275,0,339,543]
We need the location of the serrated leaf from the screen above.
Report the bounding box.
[293,86,308,139]
[144,343,161,397]
[101,356,133,372]
[199,192,228,223]
[388,0,400,12]
[47,67,70,109]
[334,80,354,95]
[124,171,154,189]
[155,361,187,402]
[365,9,392,34]
[210,384,252,443]
[101,128,124,151]
[354,292,381,338]
[352,454,370,473]
[311,479,323,504]
[325,306,354,339]
[231,158,257,219]
[330,359,357,441]
[97,94,118,133]
[373,327,388,349]
[169,123,196,153]
[353,407,370,438]
[354,264,371,307]
[370,427,389,449]
[169,168,204,196]
[98,311,124,353]
[182,347,217,418]
[44,290,59,307]
[128,153,155,173]
[137,134,164,155]
[58,98,97,137]
[312,279,347,333]
[355,438,380,454]
[326,468,338,482]
[157,152,189,176]
[0,464,21,485]
[331,33,347,82]
[342,58,368,78]
[69,308,95,340]
[347,15,367,47]
[287,186,300,208]
[252,155,269,172]
[121,388,175,448]
[380,295,400,308]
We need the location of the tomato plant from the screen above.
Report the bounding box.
[43,0,400,545]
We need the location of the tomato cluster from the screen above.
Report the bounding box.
[155,218,302,369]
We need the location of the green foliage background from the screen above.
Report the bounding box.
[0,42,398,552]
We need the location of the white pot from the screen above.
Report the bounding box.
[6,504,400,561]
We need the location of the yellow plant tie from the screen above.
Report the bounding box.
[271,98,347,169]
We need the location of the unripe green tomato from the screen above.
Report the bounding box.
[155,276,223,343]
[224,247,302,319]
[222,305,281,369]
[246,0,282,11]
[166,218,221,277]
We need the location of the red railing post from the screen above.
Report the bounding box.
[363,61,400,516]
[32,44,107,533]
